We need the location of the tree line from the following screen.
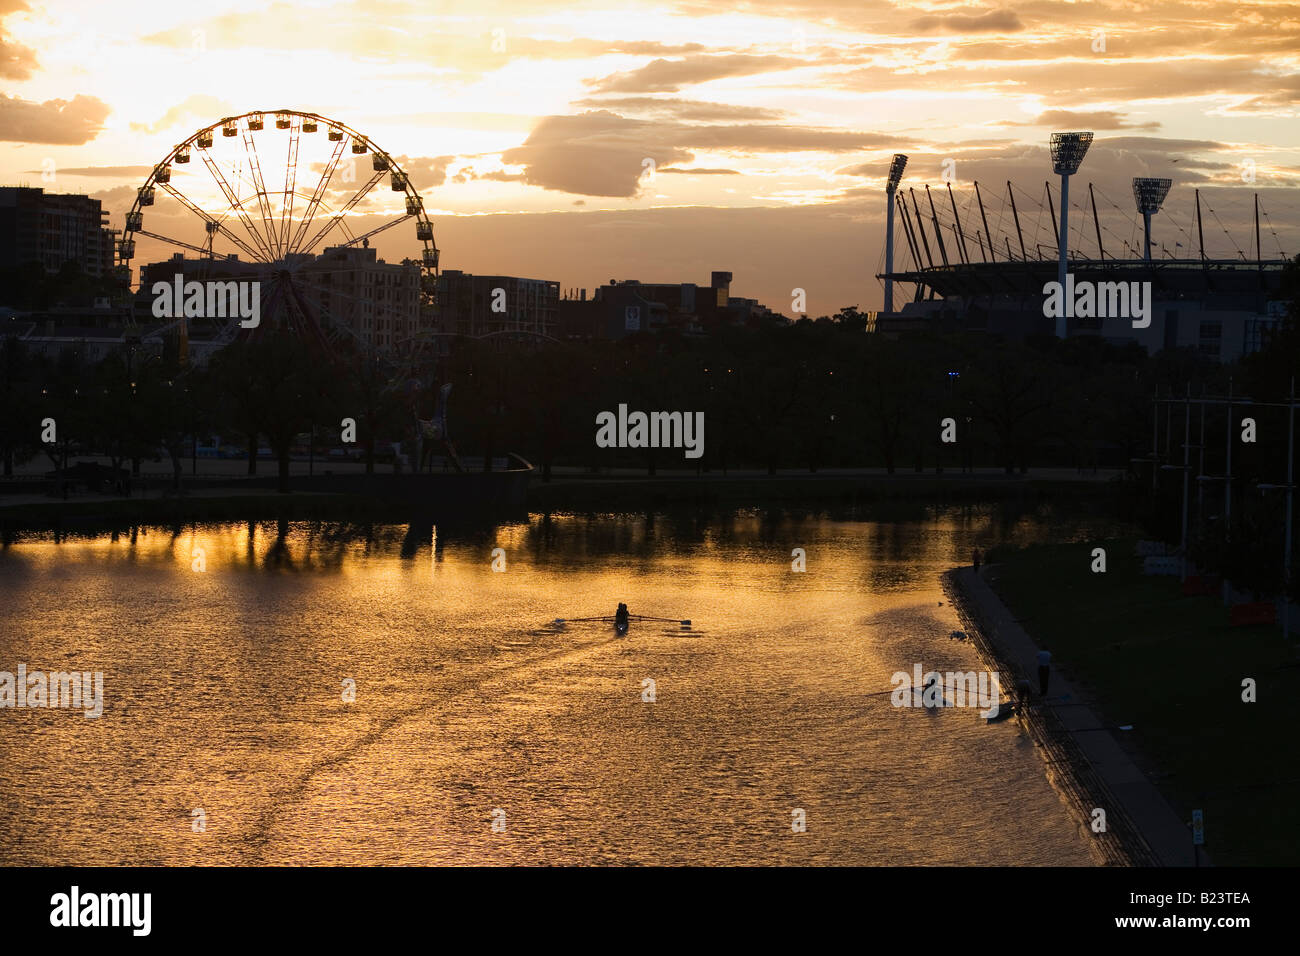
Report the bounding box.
[2,261,1298,511]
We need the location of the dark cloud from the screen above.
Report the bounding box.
[610,41,709,55]
[309,154,457,196]
[1224,74,1300,111]
[909,9,1023,33]
[1006,110,1161,131]
[0,94,110,144]
[1094,136,1227,153]
[89,185,141,219]
[501,111,694,197]
[500,110,905,196]
[678,124,903,152]
[0,36,37,79]
[587,54,804,93]
[390,154,456,191]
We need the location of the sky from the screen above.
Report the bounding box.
[2,0,1299,314]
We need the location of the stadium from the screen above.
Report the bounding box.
[873,135,1293,361]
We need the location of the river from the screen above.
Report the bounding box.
[0,502,1125,865]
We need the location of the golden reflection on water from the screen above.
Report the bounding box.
[0,508,1112,865]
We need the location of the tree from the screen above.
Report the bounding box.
[337,343,404,475]
[209,341,267,475]
[0,336,37,477]
[249,330,340,493]
[36,348,96,494]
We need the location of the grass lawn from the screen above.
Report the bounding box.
[985,538,1299,866]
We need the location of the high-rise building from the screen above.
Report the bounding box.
[296,245,424,352]
[436,270,559,339]
[0,187,116,278]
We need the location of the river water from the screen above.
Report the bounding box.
[0,503,1121,865]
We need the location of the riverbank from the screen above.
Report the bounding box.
[945,566,1191,866]
[0,463,532,531]
[528,467,1124,510]
[1,467,1129,531]
[953,539,1299,866]
[0,489,395,533]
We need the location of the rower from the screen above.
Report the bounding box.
[615,603,629,627]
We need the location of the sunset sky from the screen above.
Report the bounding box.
[3,0,1298,314]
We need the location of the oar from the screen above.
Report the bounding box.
[552,616,612,624]
[631,615,692,625]
[551,616,691,624]
[863,683,1010,707]
[864,680,952,700]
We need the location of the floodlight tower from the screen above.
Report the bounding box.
[1132,177,1173,261]
[1049,131,1093,338]
[884,153,908,314]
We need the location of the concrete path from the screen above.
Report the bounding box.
[951,566,1199,867]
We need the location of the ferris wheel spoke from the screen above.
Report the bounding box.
[155,181,266,264]
[291,272,419,320]
[241,130,280,260]
[192,154,276,261]
[287,284,372,349]
[299,168,387,257]
[335,213,413,249]
[288,134,349,256]
[136,228,228,259]
[278,123,301,261]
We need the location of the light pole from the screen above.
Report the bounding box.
[1049,132,1093,339]
[1258,377,1297,642]
[884,154,908,314]
[1157,385,1297,640]
[1133,177,1173,262]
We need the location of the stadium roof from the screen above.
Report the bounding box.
[877,258,1289,301]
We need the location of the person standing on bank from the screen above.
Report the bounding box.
[1037,646,1052,696]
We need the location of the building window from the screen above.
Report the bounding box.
[1244,319,1274,356]
[1198,320,1222,357]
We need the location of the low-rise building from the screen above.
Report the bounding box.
[132,244,423,355]
[557,270,783,339]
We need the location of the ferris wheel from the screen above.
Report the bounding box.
[115,109,440,354]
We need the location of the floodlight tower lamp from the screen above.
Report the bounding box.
[884,153,908,314]
[1048,131,1093,338]
[1133,177,1173,262]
